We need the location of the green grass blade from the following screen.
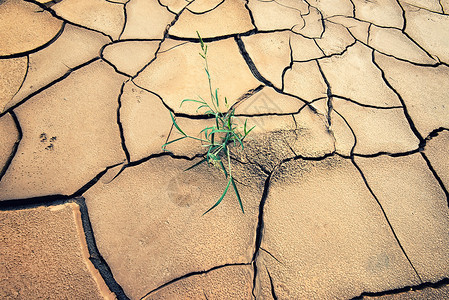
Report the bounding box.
[162,136,187,150]
[197,31,204,50]
[219,160,228,178]
[215,88,219,108]
[184,157,207,171]
[202,179,231,215]
[170,112,186,136]
[231,177,244,214]
[180,99,206,107]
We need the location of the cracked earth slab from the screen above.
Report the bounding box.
[1,0,449,298]
[0,202,113,299]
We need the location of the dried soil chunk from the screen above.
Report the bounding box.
[102,41,160,76]
[53,0,124,40]
[333,98,419,155]
[120,0,175,40]
[355,154,449,282]
[259,156,420,299]
[0,203,112,299]
[0,61,125,200]
[83,155,264,299]
[0,0,63,56]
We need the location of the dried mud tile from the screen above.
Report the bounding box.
[443,0,449,13]
[0,57,27,112]
[333,98,419,155]
[83,155,264,299]
[402,2,449,64]
[187,0,224,13]
[290,33,324,61]
[306,0,354,18]
[234,86,304,116]
[424,130,449,190]
[353,0,404,28]
[143,265,253,299]
[53,0,124,40]
[9,24,109,111]
[315,20,355,56]
[102,40,160,76]
[291,99,335,157]
[134,38,260,115]
[0,0,63,57]
[283,61,327,102]
[355,154,449,282]
[0,61,126,201]
[374,52,449,138]
[0,203,112,299]
[169,0,254,38]
[120,0,175,40]
[327,16,370,44]
[241,32,292,89]
[262,156,420,299]
[292,6,324,38]
[368,25,437,65]
[159,0,192,14]
[246,0,305,31]
[120,81,172,162]
[0,113,19,176]
[319,43,401,107]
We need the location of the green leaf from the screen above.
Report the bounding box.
[197,31,204,50]
[162,136,187,150]
[205,68,210,79]
[180,99,206,107]
[215,88,219,108]
[219,160,228,178]
[170,112,186,136]
[231,177,244,214]
[185,157,207,171]
[202,179,231,215]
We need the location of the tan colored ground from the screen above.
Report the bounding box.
[0,0,448,299]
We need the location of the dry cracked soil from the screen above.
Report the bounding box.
[1,0,449,299]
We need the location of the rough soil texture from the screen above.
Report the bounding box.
[0,0,448,299]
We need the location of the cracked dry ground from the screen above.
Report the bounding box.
[1,0,449,299]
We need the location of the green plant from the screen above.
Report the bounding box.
[162,32,254,215]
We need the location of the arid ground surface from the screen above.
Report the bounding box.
[1,0,449,299]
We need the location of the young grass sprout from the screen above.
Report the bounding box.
[162,32,255,215]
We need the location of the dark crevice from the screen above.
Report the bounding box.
[353,148,420,158]
[352,159,423,283]
[0,57,100,119]
[371,50,424,143]
[0,111,23,183]
[315,59,333,127]
[139,262,251,299]
[251,169,274,298]
[333,95,403,109]
[244,0,258,31]
[0,196,130,299]
[333,108,357,157]
[423,127,449,144]
[395,0,407,31]
[280,37,294,91]
[118,0,128,40]
[420,152,449,208]
[116,81,131,163]
[0,22,65,59]
[351,278,449,299]
[266,267,278,300]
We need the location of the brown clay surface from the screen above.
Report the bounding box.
[0,0,448,299]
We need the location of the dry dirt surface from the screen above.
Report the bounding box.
[1,0,449,299]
